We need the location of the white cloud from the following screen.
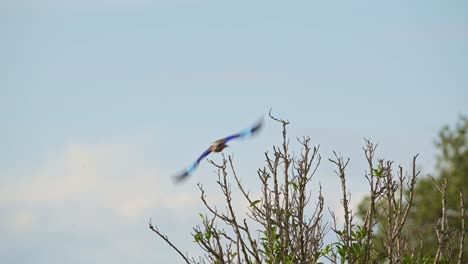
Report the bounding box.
[0,136,195,233]
[7,209,35,232]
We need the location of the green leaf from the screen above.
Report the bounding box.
[250,199,261,207]
[288,181,299,191]
[194,231,202,243]
[373,168,383,178]
[356,226,367,239]
[322,244,331,255]
[205,230,212,240]
[333,229,344,236]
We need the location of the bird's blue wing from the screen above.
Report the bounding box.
[195,148,212,164]
[174,118,262,183]
[173,148,212,183]
[224,119,263,143]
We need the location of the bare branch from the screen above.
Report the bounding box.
[149,219,191,264]
[458,190,466,264]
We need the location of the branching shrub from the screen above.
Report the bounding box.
[150,114,465,264]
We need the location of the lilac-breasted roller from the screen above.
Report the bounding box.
[173,119,263,183]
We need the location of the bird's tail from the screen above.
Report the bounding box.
[173,161,198,184]
[173,170,189,183]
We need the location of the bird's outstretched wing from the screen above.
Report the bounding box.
[223,119,263,143]
[173,148,212,183]
[173,118,263,183]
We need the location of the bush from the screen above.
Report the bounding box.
[150,114,465,264]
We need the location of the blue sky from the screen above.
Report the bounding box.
[2,0,467,263]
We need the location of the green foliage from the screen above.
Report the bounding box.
[357,115,468,262]
[405,116,467,261]
[372,165,384,178]
[324,225,372,264]
[401,255,434,264]
[194,213,214,243]
[194,231,202,243]
[258,226,283,264]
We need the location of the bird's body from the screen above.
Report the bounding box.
[209,139,229,152]
[173,119,262,183]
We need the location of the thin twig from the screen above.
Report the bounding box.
[457,190,465,264]
[149,219,190,264]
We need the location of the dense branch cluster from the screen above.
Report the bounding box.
[188,114,326,264]
[150,114,466,264]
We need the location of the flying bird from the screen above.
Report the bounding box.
[173,119,263,183]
